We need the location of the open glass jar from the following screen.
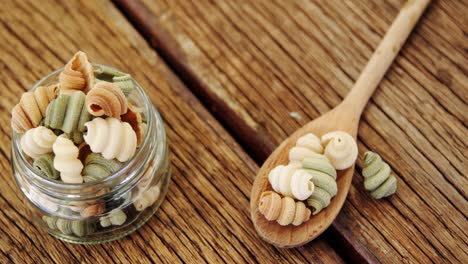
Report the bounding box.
[11,65,171,244]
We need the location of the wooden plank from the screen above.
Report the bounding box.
[0,0,343,263]
[115,0,468,262]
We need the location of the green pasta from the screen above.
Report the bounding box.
[100,209,127,227]
[43,215,96,237]
[68,131,84,145]
[93,65,134,96]
[33,154,59,180]
[307,188,331,214]
[45,94,69,129]
[42,215,57,229]
[100,216,112,228]
[310,171,338,197]
[302,155,338,215]
[71,220,95,237]
[82,153,123,182]
[113,74,134,96]
[108,208,127,225]
[93,65,126,78]
[56,218,73,235]
[44,92,92,135]
[302,155,337,180]
[62,91,84,133]
[362,151,397,199]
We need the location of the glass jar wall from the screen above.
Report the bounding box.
[11,65,171,244]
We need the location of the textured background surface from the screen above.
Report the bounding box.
[0,0,466,263]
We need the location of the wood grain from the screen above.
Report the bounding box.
[0,0,343,263]
[117,0,468,262]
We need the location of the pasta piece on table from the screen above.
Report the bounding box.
[362,151,397,199]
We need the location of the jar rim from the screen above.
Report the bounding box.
[11,64,166,192]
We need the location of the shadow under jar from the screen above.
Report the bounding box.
[11,65,171,244]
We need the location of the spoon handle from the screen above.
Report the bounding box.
[342,0,431,116]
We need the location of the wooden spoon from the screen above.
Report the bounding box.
[250,0,431,248]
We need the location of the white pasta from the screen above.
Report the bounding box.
[20,126,57,159]
[29,188,58,212]
[321,131,358,170]
[289,133,323,164]
[290,170,315,200]
[133,160,156,199]
[100,209,127,227]
[134,185,160,211]
[268,163,314,200]
[53,135,84,183]
[84,117,137,162]
[297,133,323,153]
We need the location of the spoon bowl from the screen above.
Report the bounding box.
[250,104,357,247]
[250,0,431,248]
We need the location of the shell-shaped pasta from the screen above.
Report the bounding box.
[33,154,59,180]
[43,216,95,237]
[309,170,338,197]
[21,93,43,128]
[134,185,160,211]
[258,191,311,226]
[110,208,127,225]
[80,203,105,217]
[362,151,397,199]
[56,218,73,235]
[268,163,297,197]
[82,153,123,182]
[20,126,57,159]
[84,117,137,162]
[44,91,92,135]
[302,155,336,179]
[11,85,58,133]
[30,189,58,212]
[290,170,315,201]
[130,160,157,201]
[68,202,89,213]
[67,187,108,212]
[302,154,338,215]
[11,104,33,133]
[121,103,144,146]
[34,85,59,116]
[99,209,127,227]
[289,133,323,164]
[268,165,314,200]
[59,51,94,93]
[85,81,127,117]
[93,64,126,77]
[53,135,84,183]
[307,188,331,215]
[113,74,134,96]
[100,216,112,228]
[291,201,310,226]
[71,220,96,237]
[321,131,358,170]
[42,215,58,229]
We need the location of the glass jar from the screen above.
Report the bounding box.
[11,65,171,244]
